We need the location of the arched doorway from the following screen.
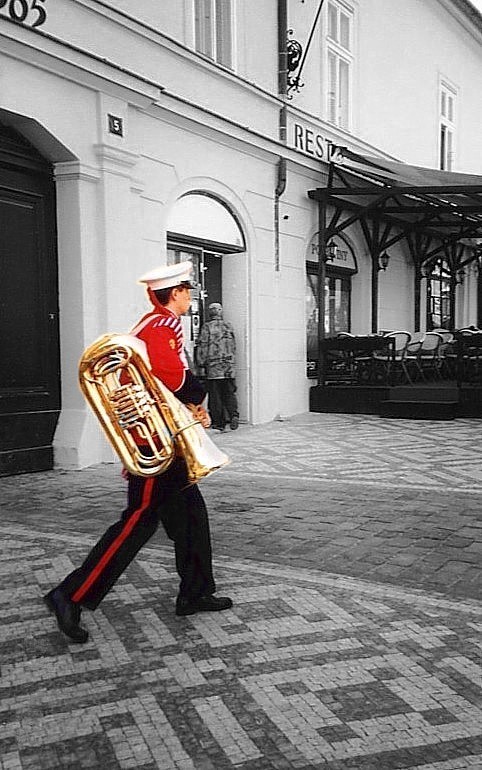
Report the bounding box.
[166,192,245,365]
[0,123,60,475]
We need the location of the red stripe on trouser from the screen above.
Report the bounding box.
[71,478,155,603]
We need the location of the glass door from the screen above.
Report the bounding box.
[306,267,351,377]
[167,245,223,367]
[326,274,351,335]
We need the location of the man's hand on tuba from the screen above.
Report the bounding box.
[188,403,211,429]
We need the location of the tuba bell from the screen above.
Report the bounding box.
[78,333,230,483]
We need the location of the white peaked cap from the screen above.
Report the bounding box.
[137,261,194,290]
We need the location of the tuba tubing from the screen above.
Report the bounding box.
[79,333,230,483]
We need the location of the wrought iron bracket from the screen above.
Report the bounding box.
[286,29,304,98]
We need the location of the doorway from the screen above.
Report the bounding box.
[166,192,247,415]
[167,244,223,369]
[0,123,60,475]
[167,192,245,367]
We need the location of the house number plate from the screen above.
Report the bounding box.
[0,0,47,28]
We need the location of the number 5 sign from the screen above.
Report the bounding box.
[0,0,47,27]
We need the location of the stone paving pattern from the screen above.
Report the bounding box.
[1,413,482,768]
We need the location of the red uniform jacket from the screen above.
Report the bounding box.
[131,304,205,406]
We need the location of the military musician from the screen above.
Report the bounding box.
[44,261,232,644]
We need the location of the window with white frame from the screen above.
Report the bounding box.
[326,0,353,130]
[194,0,233,69]
[439,82,456,171]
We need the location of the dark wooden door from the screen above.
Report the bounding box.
[0,124,60,475]
[203,252,222,318]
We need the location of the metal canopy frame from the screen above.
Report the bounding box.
[307,148,482,384]
[309,148,482,262]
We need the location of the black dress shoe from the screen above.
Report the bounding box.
[176,594,233,616]
[44,587,89,644]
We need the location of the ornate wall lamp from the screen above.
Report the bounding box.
[421,262,432,278]
[325,239,337,261]
[378,251,390,271]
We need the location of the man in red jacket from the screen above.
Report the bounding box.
[44,261,232,644]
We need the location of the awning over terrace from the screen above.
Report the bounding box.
[307,148,482,336]
[309,148,482,244]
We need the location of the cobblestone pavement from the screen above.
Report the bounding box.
[1,413,482,769]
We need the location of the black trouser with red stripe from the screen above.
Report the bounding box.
[58,458,216,610]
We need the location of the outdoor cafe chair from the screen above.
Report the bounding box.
[405,332,444,381]
[431,329,455,377]
[432,328,454,343]
[321,332,355,383]
[372,331,412,385]
[455,328,482,383]
[403,331,425,375]
[410,331,425,344]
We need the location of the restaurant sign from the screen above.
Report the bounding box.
[307,234,357,273]
[289,115,343,163]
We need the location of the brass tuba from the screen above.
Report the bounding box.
[78,333,230,483]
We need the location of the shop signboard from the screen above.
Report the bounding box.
[288,114,343,163]
[307,234,357,273]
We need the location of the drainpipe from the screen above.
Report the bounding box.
[278,0,288,97]
[276,0,288,272]
[272,156,287,420]
[278,0,288,144]
[273,0,289,419]
[273,156,287,418]
[274,157,287,272]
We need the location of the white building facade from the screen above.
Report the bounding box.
[0,0,481,473]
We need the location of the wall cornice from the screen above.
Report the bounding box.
[439,0,482,41]
[54,161,101,183]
